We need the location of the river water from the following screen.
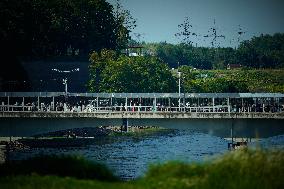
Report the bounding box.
[7,130,284,180]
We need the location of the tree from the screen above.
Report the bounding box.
[0,0,134,57]
[113,0,137,51]
[237,33,284,68]
[88,49,117,92]
[88,50,177,93]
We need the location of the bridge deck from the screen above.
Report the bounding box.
[1,111,284,119]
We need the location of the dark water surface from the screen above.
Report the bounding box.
[8,130,284,180]
[2,118,283,179]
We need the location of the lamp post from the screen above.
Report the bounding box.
[178,71,181,111]
[62,78,68,94]
[51,68,79,94]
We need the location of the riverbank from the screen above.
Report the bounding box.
[0,149,283,189]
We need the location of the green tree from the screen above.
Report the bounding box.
[0,0,134,57]
[88,50,177,93]
[237,33,284,68]
[88,49,117,92]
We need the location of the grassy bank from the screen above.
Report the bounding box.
[0,149,284,189]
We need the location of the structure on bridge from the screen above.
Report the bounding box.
[1,92,283,115]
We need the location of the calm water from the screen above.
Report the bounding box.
[8,130,284,180]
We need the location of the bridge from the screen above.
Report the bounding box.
[0,92,284,137]
[1,92,284,119]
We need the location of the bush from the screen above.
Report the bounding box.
[0,155,118,182]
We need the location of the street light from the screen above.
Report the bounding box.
[51,68,79,94]
[62,78,68,94]
[178,71,181,111]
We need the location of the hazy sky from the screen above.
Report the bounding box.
[107,0,284,47]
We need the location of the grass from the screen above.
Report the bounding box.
[0,149,284,189]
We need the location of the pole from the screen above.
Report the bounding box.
[96,96,99,111]
[52,96,55,111]
[7,96,9,111]
[227,97,230,113]
[178,71,181,111]
[63,78,68,94]
[22,97,25,111]
[37,96,40,111]
[212,97,215,112]
[231,118,234,145]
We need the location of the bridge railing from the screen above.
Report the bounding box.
[2,104,281,114]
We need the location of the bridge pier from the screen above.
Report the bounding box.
[121,118,128,132]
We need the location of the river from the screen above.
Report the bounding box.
[7,129,284,180]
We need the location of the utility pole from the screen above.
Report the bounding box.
[178,71,181,111]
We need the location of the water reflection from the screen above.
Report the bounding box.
[1,118,283,138]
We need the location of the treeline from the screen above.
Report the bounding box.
[142,33,284,69]
[0,0,133,58]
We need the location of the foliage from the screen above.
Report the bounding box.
[88,49,118,92]
[0,0,134,57]
[0,150,283,189]
[141,149,284,189]
[143,33,284,69]
[179,67,284,93]
[113,0,137,51]
[88,50,177,93]
[144,42,233,69]
[0,155,117,181]
[237,33,284,68]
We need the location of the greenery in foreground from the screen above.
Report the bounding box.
[0,149,283,189]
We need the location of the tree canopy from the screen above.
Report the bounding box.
[0,0,133,57]
[142,33,284,69]
[88,50,177,93]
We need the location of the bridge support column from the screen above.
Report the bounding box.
[121,118,128,132]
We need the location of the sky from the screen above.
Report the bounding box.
[107,0,284,47]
